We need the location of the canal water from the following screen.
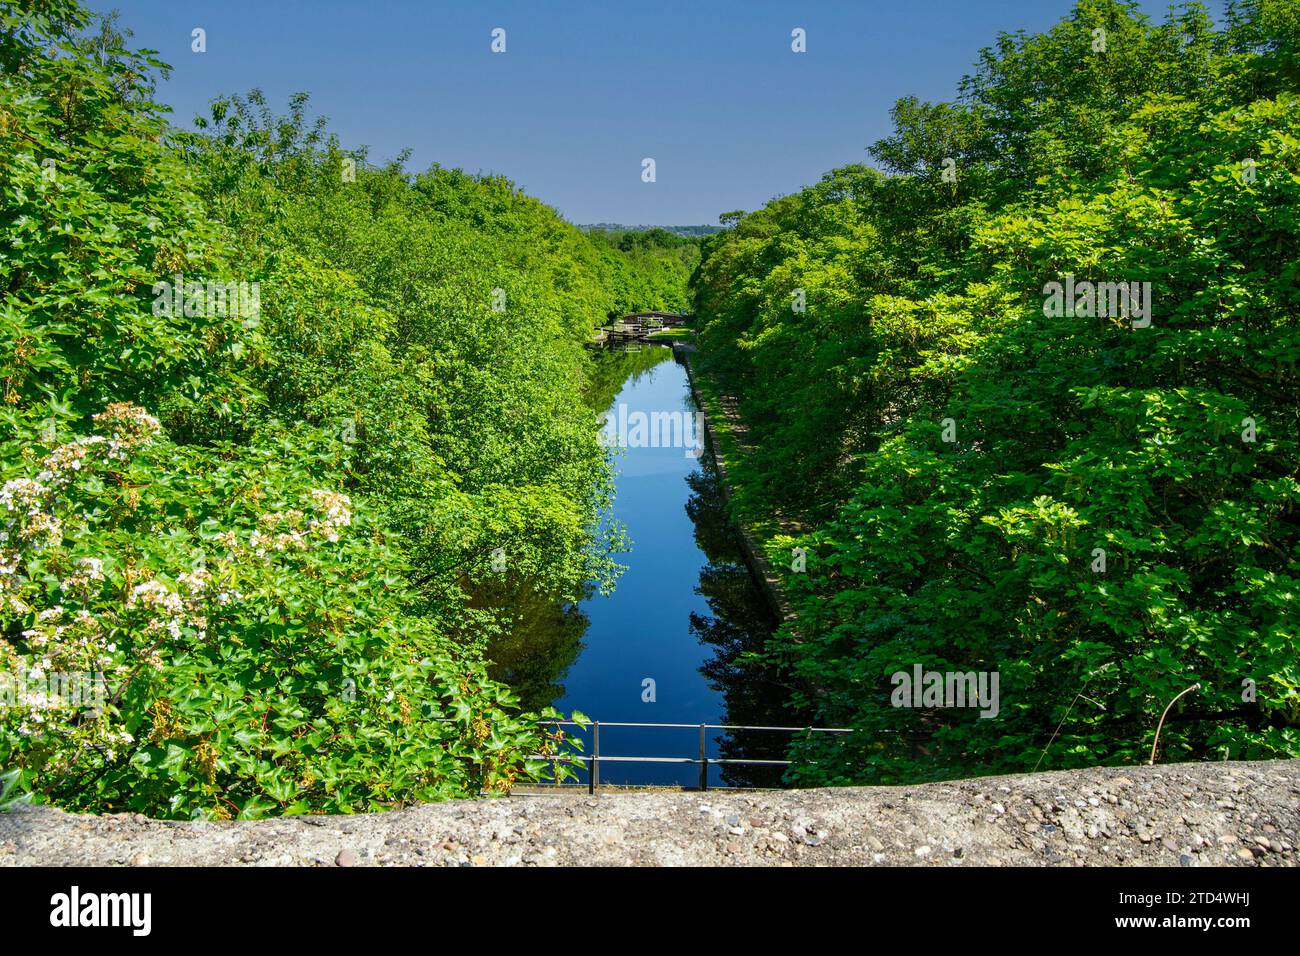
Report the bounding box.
[492,345,800,788]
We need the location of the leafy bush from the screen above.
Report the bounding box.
[0,406,582,816]
[692,0,1299,784]
[1,0,688,815]
[0,0,254,441]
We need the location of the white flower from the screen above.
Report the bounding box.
[0,477,48,513]
[40,442,90,479]
[128,579,184,615]
[61,557,106,594]
[178,568,210,595]
[75,557,104,579]
[20,511,61,549]
[92,402,161,446]
[309,489,353,542]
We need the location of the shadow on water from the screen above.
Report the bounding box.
[685,444,814,788]
[481,580,589,715]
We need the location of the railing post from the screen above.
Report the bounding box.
[698,723,708,791]
[590,721,600,795]
[548,720,557,786]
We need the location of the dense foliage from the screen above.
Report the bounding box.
[691,0,1299,783]
[584,227,700,317]
[0,0,686,815]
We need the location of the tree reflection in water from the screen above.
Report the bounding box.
[685,444,812,788]
[481,580,590,714]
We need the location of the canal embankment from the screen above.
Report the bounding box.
[675,343,798,628]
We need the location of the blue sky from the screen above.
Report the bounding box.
[104,0,1228,225]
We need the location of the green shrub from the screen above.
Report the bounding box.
[0,405,582,817]
[691,0,1300,784]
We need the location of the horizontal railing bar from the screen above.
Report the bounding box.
[542,721,702,730]
[513,785,788,793]
[713,724,858,733]
[525,717,880,788]
[435,716,887,734]
[550,755,697,765]
[536,720,865,733]
[531,755,792,767]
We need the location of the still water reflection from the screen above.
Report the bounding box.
[488,346,805,787]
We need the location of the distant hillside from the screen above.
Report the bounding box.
[580,223,723,237]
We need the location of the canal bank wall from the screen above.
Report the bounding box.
[674,343,798,628]
[7,760,1295,866]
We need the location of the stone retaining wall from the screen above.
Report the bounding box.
[4,760,1295,867]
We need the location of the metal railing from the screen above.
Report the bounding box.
[532,720,865,793]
